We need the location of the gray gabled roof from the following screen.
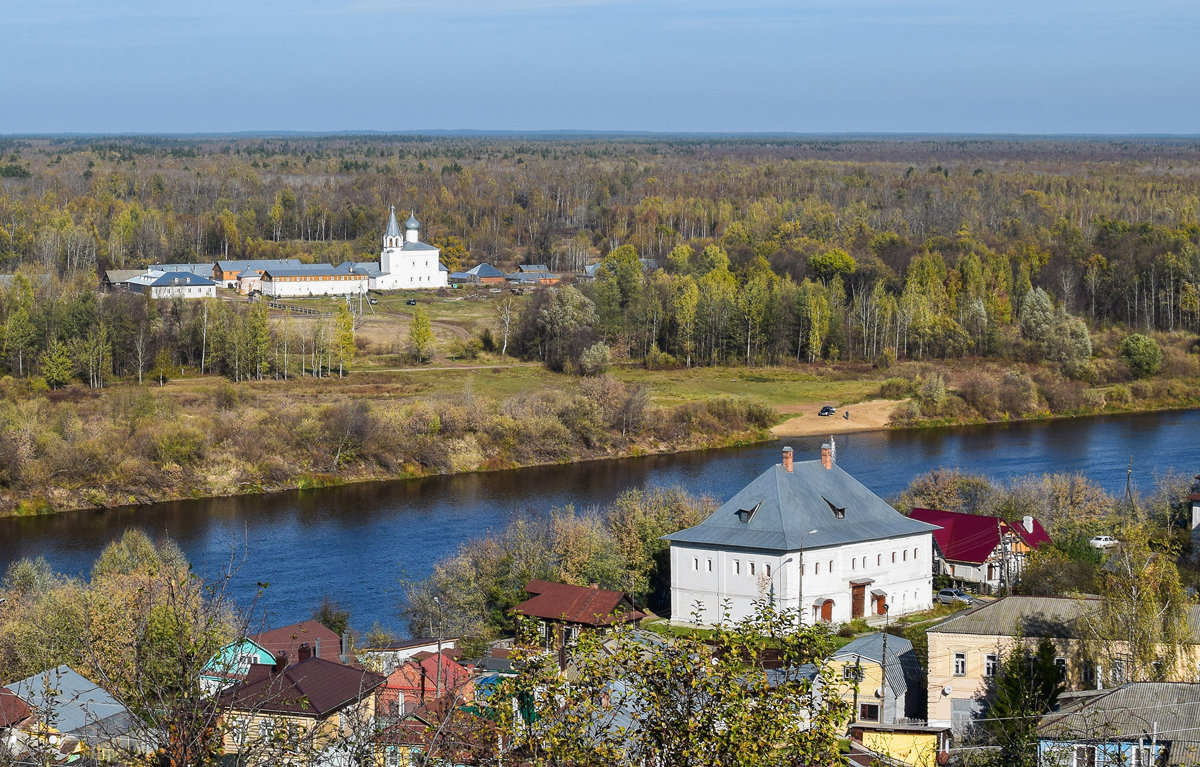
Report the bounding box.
[137,271,215,287]
[834,633,922,697]
[215,258,301,273]
[149,263,213,276]
[1039,683,1200,764]
[6,666,132,737]
[663,460,937,553]
[334,261,382,277]
[400,241,438,252]
[466,263,505,278]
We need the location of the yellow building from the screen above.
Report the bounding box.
[925,595,1200,733]
[218,653,384,764]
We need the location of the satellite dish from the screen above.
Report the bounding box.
[942,685,953,696]
[874,687,884,699]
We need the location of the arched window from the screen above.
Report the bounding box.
[815,562,821,575]
[851,559,856,570]
[903,550,908,561]
[877,554,882,566]
[749,562,756,576]
[828,560,834,572]
[913,547,919,559]
[891,552,896,564]
[862,556,867,568]
[766,564,772,577]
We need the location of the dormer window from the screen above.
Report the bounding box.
[823,497,846,520]
[734,501,762,524]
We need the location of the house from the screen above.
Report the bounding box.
[909,507,1050,592]
[924,595,1200,734]
[1036,683,1200,767]
[663,444,938,626]
[448,263,506,285]
[1189,484,1200,552]
[259,264,369,298]
[359,637,459,676]
[125,270,217,299]
[506,264,561,286]
[511,580,645,655]
[101,269,146,292]
[376,650,474,723]
[827,633,945,767]
[5,666,156,763]
[213,258,302,287]
[218,651,383,761]
[200,620,343,694]
[373,207,448,290]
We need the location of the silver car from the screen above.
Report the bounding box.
[937,588,975,605]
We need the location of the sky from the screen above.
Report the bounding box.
[3,0,1199,134]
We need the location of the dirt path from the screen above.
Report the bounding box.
[770,398,906,437]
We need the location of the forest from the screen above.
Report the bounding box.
[1,135,1199,516]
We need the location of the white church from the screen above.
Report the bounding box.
[348,207,448,291]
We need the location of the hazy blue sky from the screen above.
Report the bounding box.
[4,0,1198,134]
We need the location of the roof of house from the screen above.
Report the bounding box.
[149,263,213,276]
[833,633,923,696]
[466,263,505,278]
[1039,683,1200,764]
[909,508,1050,565]
[384,651,471,696]
[222,657,384,718]
[386,207,402,238]
[0,685,31,727]
[512,580,644,627]
[215,258,301,273]
[250,620,342,663]
[262,265,362,279]
[518,264,550,273]
[932,595,1200,642]
[129,271,216,288]
[5,666,130,736]
[663,458,938,553]
[363,637,458,652]
[103,269,146,283]
[333,261,383,277]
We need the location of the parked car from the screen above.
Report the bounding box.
[818,405,837,417]
[368,298,378,305]
[406,299,418,306]
[1089,535,1119,549]
[937,588,976,605]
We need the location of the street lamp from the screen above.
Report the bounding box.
[798,529,819,624]
[880,602,890,722]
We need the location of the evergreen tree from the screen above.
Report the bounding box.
[38,338,73,389]
[984,637,1065,767]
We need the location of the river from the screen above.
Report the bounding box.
[0,409,1197,633]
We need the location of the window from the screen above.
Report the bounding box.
[693,558,699,571]
[1074,745,1097,767]
[892,552,896,563]
[734,560,740,575]
[985,654,997,677]
[816,562,821,575]
[953,652,966,676]
[858,703,880,722]
[828,560,834,572]
[749,562,756,576]
[707,559,712,572]
[766,564,771,577]
[229,716,249,743]
[877,554,882,566]
[259,718,275,739]
[862,556,867,568]
[1055,657,1067,680]
[913,547,919,559]
[1111,657,1129,685]
[843,666,864,682]
[1130,746,1152,767]
[851,558,856,570]
[903,550,908,561]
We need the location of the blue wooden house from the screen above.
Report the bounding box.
[200,620,343,695]
[1036,682,1200,767]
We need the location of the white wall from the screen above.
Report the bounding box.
[377,250,447,290]
[671,532,933,626]
[262,277,367,297]
[142,284,216,299]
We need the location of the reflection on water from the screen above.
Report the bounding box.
[0,409,1196,631]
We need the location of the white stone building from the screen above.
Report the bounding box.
[259,265,369,298]
[372,207,447,290]
[664,444,937,626]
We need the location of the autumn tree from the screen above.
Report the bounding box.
[407,305,435,363]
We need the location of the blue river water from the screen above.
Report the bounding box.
[0,408,1196,632]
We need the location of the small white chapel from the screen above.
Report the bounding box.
[368,207,448,290]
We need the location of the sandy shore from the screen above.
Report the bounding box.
[770,398,906,437]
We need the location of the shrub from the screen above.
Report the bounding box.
[1082,389,1107,411]
[1107,384,1132,406]
[917,373,946,415]
[644,347,677,370]
[1036,373,1084,413]
[478,327,497,353]
[214,381,239,411]
[960,374,1001,419]
[449,338,483,360]
[152,424,206,467]
[998,370,1038,416]
[580,342,612,376]
[1120,334,1162,378]
[879,377,915,399]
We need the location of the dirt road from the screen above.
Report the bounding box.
[770,398,906,437]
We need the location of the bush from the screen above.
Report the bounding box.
[579,342,612,376]
[449,338,483,360]
[960,374,1001,419]
[644,347,677,370]
[1036,373,1084,413]
[1107,384,1132,406]
[1120,333,1162,378]
[214,382,239,411]
[998,370,1038,416]
[879,377,915,399]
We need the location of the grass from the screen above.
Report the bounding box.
[612,365,882,410]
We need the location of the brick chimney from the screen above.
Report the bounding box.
[272,652,288,674]
[782,446,794,473]
[298,642,312,662]
[820,443,833,471]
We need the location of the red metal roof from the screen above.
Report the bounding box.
[909,508,1050,565]
[0,685,31,727]
[250,620,342,663]
[511,580,644,627]
[222,657,383,718]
